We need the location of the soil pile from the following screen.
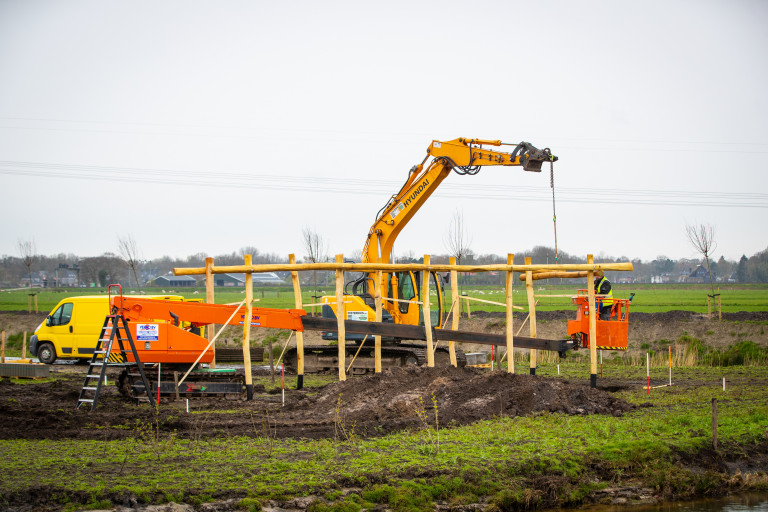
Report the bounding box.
[0,366,633,441]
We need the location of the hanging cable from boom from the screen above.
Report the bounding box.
[550,156,558,263]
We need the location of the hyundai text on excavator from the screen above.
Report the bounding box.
[284,137,558,374]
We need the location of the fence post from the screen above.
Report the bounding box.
[423,255,434,368]
[587,255,597,388]
[335,254,346,381]
[505,253,515,373]
[524,257,537,375]
[242,254,254,400]
[205,257,216,369]
[289,254,305,388]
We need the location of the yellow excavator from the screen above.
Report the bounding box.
[287,138,557,373]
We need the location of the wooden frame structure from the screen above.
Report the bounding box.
[179,254,632,390]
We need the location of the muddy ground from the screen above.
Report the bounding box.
[0,365,639,441]
[0,310,766,442]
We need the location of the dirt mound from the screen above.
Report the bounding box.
[0,366,634,441]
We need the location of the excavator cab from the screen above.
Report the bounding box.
[320,269,444,341]
[567,290,631,350]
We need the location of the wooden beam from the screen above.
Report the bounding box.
[525,257,537,375]
[205,257,216,368]
[242,254,254,400]
[423,255,434,368]
[174,261,635,276]
[335,254,346,381]
[374,259,383,373]
[505,253,514,374]
[289,254,305,387]
[587,254,597,388]
[449,257,459,367]
[519,271,589,281]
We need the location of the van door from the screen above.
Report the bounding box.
[72,301,110,358]
[47,302,75,357]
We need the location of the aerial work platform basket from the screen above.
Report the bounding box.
[567,290,631,350]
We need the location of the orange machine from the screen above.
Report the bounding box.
[108,294,305,365]
[567,290,631,350]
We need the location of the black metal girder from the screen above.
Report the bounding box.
[300,316,574,354]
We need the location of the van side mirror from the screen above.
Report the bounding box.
[45,315,52,327]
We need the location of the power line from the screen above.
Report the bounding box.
[1,160,766,208]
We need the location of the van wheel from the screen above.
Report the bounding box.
[38,342,57,365]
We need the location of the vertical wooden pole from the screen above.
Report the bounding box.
[22,332,27,359]
[465,295,471,318]
[289,254,305,388]
[587,254,598,388]
[335,254,346,381]
[374,259,383,373]
[242,254,254,400]
[34,294,38,313]
[205,257,216,369]
[1,331,5,363]
[449,257,459,367]
[524,257,537,375]
[423,255,434,367]
[505,253,515,373]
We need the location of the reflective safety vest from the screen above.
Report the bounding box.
[596,276,613,306]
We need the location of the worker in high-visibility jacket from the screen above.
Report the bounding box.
[594,270,613,320]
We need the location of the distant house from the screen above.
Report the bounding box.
[651,273,672,284]
[686,265,709,284]
[215,273,285,287]
[150,274,197,287]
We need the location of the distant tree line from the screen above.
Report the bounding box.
[1,245,767,289]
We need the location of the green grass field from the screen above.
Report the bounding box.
[2,283,767,314]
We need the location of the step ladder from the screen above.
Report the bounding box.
[76,313,156,410]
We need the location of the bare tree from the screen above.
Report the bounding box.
[302,226,328,313]
[444,209,473,265]
[444,210,473,292]
[17,239,36,287]
[685,223,717,296]
[117,235,142,288]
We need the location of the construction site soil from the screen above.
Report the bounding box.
[0,310,766,442]
[0,365,638,441]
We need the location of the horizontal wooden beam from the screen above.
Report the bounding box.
[174,261,633,276]
[519,271,589,281]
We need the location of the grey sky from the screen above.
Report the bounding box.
[1,0,766,264]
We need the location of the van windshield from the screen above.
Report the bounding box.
[50,303,73,326]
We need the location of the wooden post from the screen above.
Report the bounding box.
[22,332,27,359]
[423,255,434,368]
[242,254,254,400]
[374,259,383,373]
[1,331,5,363]
[335,254,346,381]
[449,257,459,367]
[289,254,305,388]
[525,257,537,375]
[505,254,515,373]
[205,257,216,369]
[587,254,598,388]
[465,295,471,318]
[712,398,718,449]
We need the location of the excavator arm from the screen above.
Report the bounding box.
[363,137,557,265]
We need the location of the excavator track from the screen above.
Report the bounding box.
[284,343,466,375]
[117,367,246,400]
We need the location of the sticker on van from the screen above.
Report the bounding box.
[137,324,159,342]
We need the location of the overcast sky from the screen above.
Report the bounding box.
[1,0,766,266]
